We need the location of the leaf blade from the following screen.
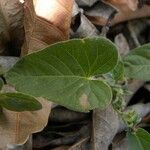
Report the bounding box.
[6,37,118,112]
[127,128,150,150]
[112,60,125,81]
[0,92,42,111]
[124,44,150,81]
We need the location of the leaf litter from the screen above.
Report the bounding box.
[0,0,150,149]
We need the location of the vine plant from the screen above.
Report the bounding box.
[0,37,150,149]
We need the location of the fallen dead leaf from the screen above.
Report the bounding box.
[85,1,150,26]
[0,98,51,149]
[92,106,119,150]
[34,0,73,38]
[22,0,73,54]
[71,3,100,38]
[0,0,24,56]
[112,5,150,25]
[103,0,139,11]
[84,1,117,26]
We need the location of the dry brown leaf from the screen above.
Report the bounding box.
[71,3,100,38]
[0,98,51,149]
[22,0,73,54]
[103,0,139,11]
[85,1,150,26]
[112,5,150,25]
[34,0,73,38]
[0,0,24,56]
[92,106,119,150]
[85,1,117,26]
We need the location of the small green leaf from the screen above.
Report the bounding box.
[127,128,150,150]
[112,60,125,81]
[0,93,42,111]
[124,44,150,81]
[6,37,118,112]
[123,110,140,128]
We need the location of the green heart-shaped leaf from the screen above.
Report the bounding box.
[124,44,150,81]
[127,128,150,150]
[0,92,42,111]
[6,37,118,112]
